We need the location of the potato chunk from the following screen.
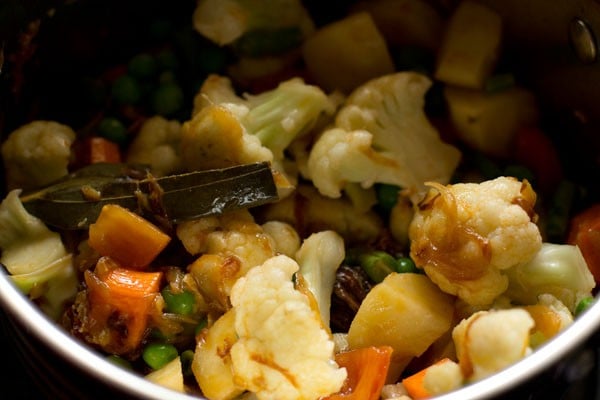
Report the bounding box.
[444,85,538,157]
[302,12,395,93]
[347,272,455,380]
[435,0,502,89]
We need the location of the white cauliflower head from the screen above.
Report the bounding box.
[181,209,278,313]
[307,71,461,202]
[409,176,542,306]
[423,359,464,397]
[184,74,334,176]
[126,116,183,177]
[452,309,534,381]
[229,254,347,400]
[182,103,273,171]
[2,120,76,190]
[261,220,301,258]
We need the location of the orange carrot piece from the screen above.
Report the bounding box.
[104,266,163,297]
[88,204,171,269]
[401,358,452,400]
[324,346,393,400]
[85,264,163,354]
[72,137,122,168]
[87,136,122,164]
[568,203,600,284]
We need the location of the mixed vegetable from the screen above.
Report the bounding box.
[1,0,599,399]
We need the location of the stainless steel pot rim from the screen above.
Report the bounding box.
[0,264,598,400]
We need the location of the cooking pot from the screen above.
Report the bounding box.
[1,0,600,399]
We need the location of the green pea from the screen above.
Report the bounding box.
[97,117,127,145]
[575,297,595,316]
[128,53,158,79]
[395,257,418,274]
[375,183,401,212]
[111,74,141,105]
[142,342,179,370]
[152,82,184,116]
[162,286,196,316]
[359,250,397,283]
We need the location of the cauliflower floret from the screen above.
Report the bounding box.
[179,209,278,313]
[229,255,347,400]
[423,359,464,397]
[126,116,183,177]
[1,120,75,190]
[182,103,274,170]
[452,309,534,381]
[307,72,461,203]
[183,75,334,180]
[409,176,542,306]
[261,220,301,258]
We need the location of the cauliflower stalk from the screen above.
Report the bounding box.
[193,254,347,400]
[409,176,542,306]
[295,230,345,329]
[0,190,77,319]
[307,72,461,202]
[183,75,335,180]
[505,243,595,313]
[126,116,183,177]
[1,120,76,190]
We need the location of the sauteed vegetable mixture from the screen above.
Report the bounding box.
[1,0,599,399]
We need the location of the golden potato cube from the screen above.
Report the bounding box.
[352,0,444,51]
[444,85,539,157]
[347,273,455,380]
[302,12,395,93]
[435,1,502,89]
